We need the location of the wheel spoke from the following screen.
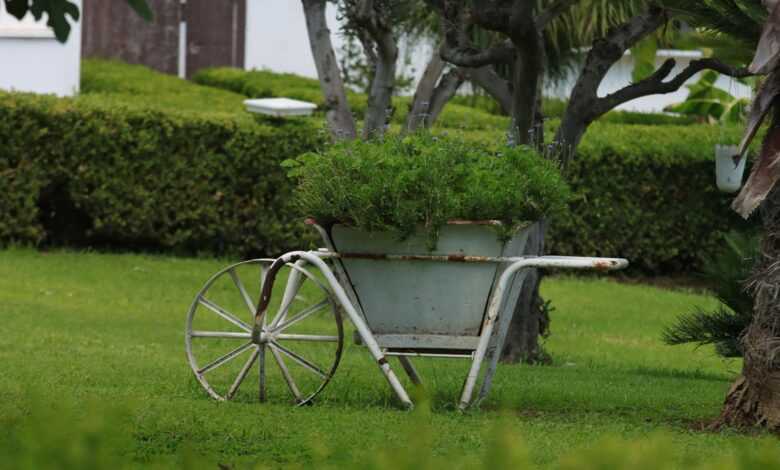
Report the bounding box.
[276,333,339,342]
[272,299,329,333]
[190,331,251,339]
[198,342,254,375]
[258,344,267,402]
[260,265,267,327]
[199,296,251,332]
[226,347,259,400]
[229,269,256,317]
[270,345,303,402]
[270,341,327,379]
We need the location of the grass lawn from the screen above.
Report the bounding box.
[1,248,777,468]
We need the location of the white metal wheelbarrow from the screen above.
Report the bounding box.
[185,220,628,410]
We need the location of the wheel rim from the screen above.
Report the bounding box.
[185,259,343,405]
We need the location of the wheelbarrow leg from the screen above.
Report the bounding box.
[476,269,530,405]
[398,356,423,386]
[459,262,533,410]
[276,252,414,409]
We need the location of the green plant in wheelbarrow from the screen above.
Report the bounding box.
[663,231,759,358]
[183,134,626,410]
[283,134,571,247]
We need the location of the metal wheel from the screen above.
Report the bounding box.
[185,258,344,405]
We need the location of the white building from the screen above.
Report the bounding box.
[0,1,81,96]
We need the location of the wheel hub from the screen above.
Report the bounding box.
[251,326,271,344]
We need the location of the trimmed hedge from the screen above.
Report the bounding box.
[0,90,324,255]
[460,123,755,273]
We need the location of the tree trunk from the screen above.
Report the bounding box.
[405,50,445,132]
[501,221,551,364]
[716,177,780,430]
[301,0,357,141]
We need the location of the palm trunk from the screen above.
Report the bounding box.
[717,181,780,429]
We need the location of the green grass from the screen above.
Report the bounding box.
[1,249,777,468]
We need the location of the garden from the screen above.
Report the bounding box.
[3,0,780,468]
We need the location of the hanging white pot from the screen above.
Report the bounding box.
[715,144,746,194]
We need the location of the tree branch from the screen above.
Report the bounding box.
[440,42,515,67]
[536,0,580,30]
[462,65,512,114]
[594,58,754,114]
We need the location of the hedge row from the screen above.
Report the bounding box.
[0,91,324,256]
[462,123,754,273]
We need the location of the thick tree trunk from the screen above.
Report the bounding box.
[716,175,780,429]
[301,0,357,141]
[501,221,551,363]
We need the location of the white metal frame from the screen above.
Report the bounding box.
[254,248,628,410]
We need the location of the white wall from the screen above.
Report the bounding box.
[245,0,430,90]
[245,0,334,77]
[0,1,81,97]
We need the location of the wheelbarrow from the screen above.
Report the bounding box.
[185,220,628,410]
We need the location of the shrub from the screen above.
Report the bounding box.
[0,90,325,255]
[193,67,510,131]
[460,122,755,273]
[284,134,570,246]
[663,231,758,357]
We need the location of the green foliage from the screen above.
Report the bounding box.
[4,0,79,42]
[665,71,750,124]
[0,89,324,256]
[660,0,765,47]
[462,121,756,273]
[285,134,570,247]
[552,122,757,274]
[3,0,150,42]
[80,59,250,117]
[663,231,759,357]
[630,37,659,83]
[192,67,510,130]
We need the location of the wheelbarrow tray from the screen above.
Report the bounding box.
[328,222,536,352]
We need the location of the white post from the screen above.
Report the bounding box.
[178,0,187,79]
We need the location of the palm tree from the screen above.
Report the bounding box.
[667,0,780,429]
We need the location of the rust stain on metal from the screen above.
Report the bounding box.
[593,260,617,271]
[339,252,495,263]
[446,219,503,226]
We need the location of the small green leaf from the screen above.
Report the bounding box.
[630,38,658,83]
[126,0,153,21]
[5,0,30,19]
